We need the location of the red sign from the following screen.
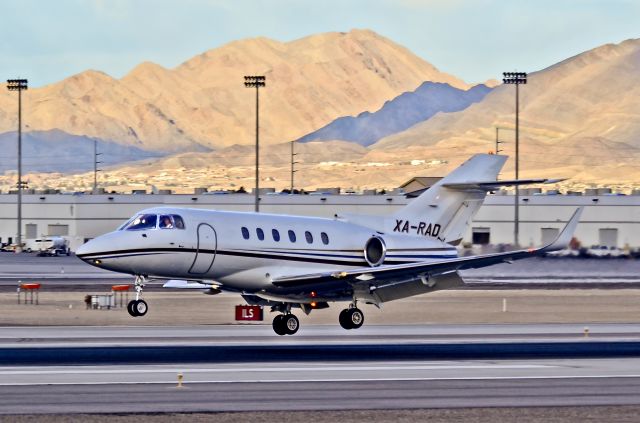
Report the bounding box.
[235,305,263,321]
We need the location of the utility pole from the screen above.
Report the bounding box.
[502,72,527,248]
[7,79,28,252]
[93,139,102,193]
[495,127,504,155]
[244,75,266,212]
[290,140,298,193]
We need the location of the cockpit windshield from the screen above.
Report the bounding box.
[121,213,185,231]
[123,214,157,230]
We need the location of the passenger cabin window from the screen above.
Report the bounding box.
[321,232,329,245]
[159,215,174,229]
[172,215,185,229]
[272,229,280,242]
[305,231,313,244]
[124,214,157,230]
[288,230,296,243]
[241,227,250,240]
[256,228,265,241]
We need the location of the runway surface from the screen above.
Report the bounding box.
[2,324,640,414]
[2,323,640,347]
[1,359,640,414]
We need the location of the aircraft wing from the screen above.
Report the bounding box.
[272,207,582,289]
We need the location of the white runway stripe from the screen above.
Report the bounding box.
[2,375,640,387]
[0,363,553,375]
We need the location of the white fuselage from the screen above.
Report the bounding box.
[77,206,458,294]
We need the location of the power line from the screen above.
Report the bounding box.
[93,139,102,193]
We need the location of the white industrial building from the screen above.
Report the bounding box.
[0,190,638,252]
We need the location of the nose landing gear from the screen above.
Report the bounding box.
[127,275,148,317]
[272,314,299,336]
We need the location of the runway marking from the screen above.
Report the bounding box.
[0,364,553,375]
[1,375,640,387]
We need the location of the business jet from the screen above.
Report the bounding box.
[76,154,582,335]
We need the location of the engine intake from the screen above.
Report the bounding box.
[364,236,386,267]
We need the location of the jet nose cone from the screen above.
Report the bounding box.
[76,237,109,269]
[76,237,105,260]
[75,240,93,257]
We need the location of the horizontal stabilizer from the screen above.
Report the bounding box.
[442,178,565,191]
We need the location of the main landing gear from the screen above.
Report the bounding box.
[272,313,299,336]
[339,305,364,330]
[268,301,364,335]
[127,275,148,317]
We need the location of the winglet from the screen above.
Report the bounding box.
[541,207,583,252]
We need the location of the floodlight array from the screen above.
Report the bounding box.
[244,75,266,88]
[502,72,527,84]
[7,79,28,91]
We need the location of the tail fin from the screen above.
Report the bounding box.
[389,154,507,245]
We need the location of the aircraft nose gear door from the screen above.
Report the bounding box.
[188,223,217,274]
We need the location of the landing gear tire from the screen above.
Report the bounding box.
[273,314,299,335]
[134,299,148,317]
[283,314,299,335]
[348,308,364,329]
[127,300,138,317]
[339,308,364,330]
[339,309,352,330]
[126,299,148,317]
[273,315,287,336]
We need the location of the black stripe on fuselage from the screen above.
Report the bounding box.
[78,247,370,267]
[78,247,457,267]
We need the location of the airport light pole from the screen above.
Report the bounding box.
[502,72,527,247]
[7,79,28,252]
[244,75,266,212]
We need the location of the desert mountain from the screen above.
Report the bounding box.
[0,130,159,174]
[297,82,492,146]
[371,38,640,178]
[0,29,468,153]
[123,140,368,172]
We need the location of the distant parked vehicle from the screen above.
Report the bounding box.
[32,237,70,257]
[0,243,25,253]
[545,248,580,258]
[586,245,628,258]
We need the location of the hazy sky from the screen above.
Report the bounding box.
[2,0,639,88]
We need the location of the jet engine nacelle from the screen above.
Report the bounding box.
[364,236,386,267]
